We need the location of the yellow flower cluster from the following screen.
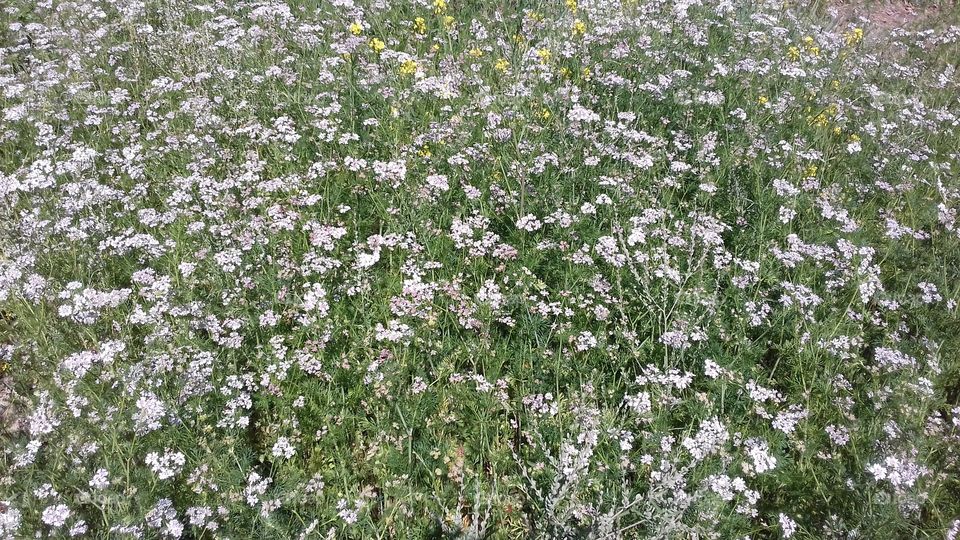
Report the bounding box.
[349,21,363,36]
[802,36,819,56]
[413,17,426,34]
[370,38,386,53]
[844,27,864,46]
[537,48,551,64]
[572,19,586,36]
[399,59,418,76]
[808,103,838,127]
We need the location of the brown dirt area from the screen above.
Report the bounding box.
[828,1,953,32]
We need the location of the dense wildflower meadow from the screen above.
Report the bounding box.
[2,0,960,537]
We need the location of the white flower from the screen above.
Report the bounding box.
[41,504,71,528]
[825,425,850,446]
[425,174,449,192]
[778,206,796,223]
[779,513,798,538]
[89,469,110,490]
[595,236,626,267]
[682,417,729,461]
[745,438,777,474]
[918,282,942,304]
[873,347,916,371]
[301,283,330,316]
[146,448,186,480]
[574,331,598,351]
[515,214,542,232]
[772,405,807,435]
[69,520,88,536]
[375,320,413,343]
[0,503,22,537]
[245,472,272,506]
[868,454,929,490]
[624,392,652,415]
[272,437,296,459]
[133,392,166,435]
[568,105,600,123]
[355,250,381,269]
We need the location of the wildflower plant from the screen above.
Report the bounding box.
[0,0,959,538]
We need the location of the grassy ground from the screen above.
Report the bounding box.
[1,0,959,538]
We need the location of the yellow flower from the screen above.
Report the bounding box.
[566,0,578,12]
[495,58,510,72]
[399,59,418,75]
[468,48,483,58]
[537,48,551,64]
[559,66,571,78]
[804,165,818,177]
[540,108,551,120]
[572,19,586,36]
[433,0,447,14]
[849,133,861,142]
[432,43,441,53]
[528,11,542,21]
[419,146,432,157]
[833,126,842,135]
[413,17,426,34]
[844,27,864,46]
[443,15,455,28]
[787,46,800,61]
[757,95,768,105]
[581,67,591,80]
[802,37,820,57]
[349,21,363,36]
[370,38,386,53]
[831,80,840,90]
